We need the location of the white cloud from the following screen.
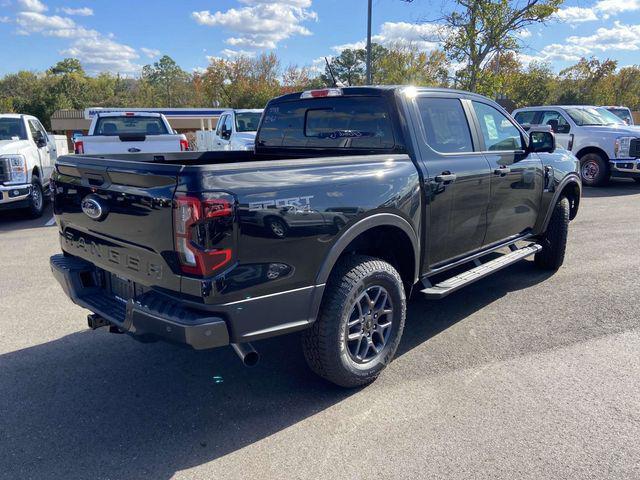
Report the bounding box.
[555,0,640,23]
[13,3,141,74]
[554,6,599,23]
[140,47,160,58]
[17,0,47,12]
[61,36,140,73]
[0,15,10,23]
[192,1,317,52]
[566,21,640,51]
[220,48,257,58]
[516,28,532,39]
[59,6,93,16]
[331,21,443,54]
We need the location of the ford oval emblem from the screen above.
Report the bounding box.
[128,147,141,153]
[81,196,106,220]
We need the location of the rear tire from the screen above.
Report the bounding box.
[302,255,406,388]
[27,176,44,219]
[535,197,570,271]
[579,153,609,187]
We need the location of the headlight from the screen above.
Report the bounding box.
[1,155,27,185]
[614,137,634,158]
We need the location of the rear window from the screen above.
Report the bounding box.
[258,97,395,149]
[94,116,169,136]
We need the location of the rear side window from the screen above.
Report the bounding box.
[416,97,473,153]
[514,110,537,125]
[94,116,169,136]
[258,97,394,149]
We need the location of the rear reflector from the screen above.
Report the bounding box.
[300,88,343,99]
[74,140,84,154]
[180,139,189,151]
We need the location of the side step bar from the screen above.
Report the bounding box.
[421,243,542,299]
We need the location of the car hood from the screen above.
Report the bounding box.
[0,139,32,155]
[581,125,640,136]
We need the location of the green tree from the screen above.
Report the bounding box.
[141,55,191,107]
[406,0,562,92]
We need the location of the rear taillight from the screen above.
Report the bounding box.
[180,139,189,151]
[173,193,235,277]
[74,140,84,154]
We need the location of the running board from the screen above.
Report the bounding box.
[421,243,542,299]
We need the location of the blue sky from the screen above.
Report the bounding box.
[0,0,639,76]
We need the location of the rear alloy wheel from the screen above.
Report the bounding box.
[27,176,44,218]
[266,217,288,238]
[579,153,609,187]
[302,255,406,388]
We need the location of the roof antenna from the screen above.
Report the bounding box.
[325,56,338,88]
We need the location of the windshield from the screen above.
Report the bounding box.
[565,107,625,126]
[235,112,262,132]
[0,118,27,141]
[606,108,633,124]
[94,116,169,136]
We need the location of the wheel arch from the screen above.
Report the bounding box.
[575,146,609,162]
[541,175,581,231]
[315,213,420,291]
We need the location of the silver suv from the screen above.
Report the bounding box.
[513,105,640,186]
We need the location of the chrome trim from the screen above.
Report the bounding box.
[221,284,323,306]
[0,184,31,204]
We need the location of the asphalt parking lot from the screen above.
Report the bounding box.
[1,179,639,480]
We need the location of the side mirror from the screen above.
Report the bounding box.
[221,127,231,140]
[528,130,556,153]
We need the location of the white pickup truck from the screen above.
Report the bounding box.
[513,105,640,186]
[0,114,59,217]
[211,109,263,151]
[75,112,188,155]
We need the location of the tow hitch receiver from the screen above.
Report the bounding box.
[87,314,109,330]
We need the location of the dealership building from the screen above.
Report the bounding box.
[51,107,227,145]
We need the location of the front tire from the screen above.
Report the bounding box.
[27,176,44,218]
[535,197,570,270]
[302,255,406,388]
[579,153,609,187]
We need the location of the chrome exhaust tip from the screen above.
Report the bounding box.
[231,342,260,367]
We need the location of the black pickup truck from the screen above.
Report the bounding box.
[50,86,581,387]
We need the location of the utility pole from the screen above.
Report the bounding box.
[366,0,373,85]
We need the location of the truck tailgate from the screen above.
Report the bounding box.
[82,135,184,154]
[53,156,182,292]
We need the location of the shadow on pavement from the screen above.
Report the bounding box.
[0,203,55,233]
[0,261,552,479]
[581,178,640,198]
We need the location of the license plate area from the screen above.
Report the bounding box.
[104,272,148,303]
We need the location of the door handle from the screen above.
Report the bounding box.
[494,166,511,176]
[435,172,457,183]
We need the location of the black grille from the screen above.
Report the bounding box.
[0,159,8,183]
[630,138,640,158]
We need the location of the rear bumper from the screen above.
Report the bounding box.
[50,254,230,350]
[50,253,323,349]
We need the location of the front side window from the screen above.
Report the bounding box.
[565,107,623,126]
[0,118,27,140]
[540,111,570,133]
[416,97,473,153]
[215,115,226,135]
[473,102,524,151]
